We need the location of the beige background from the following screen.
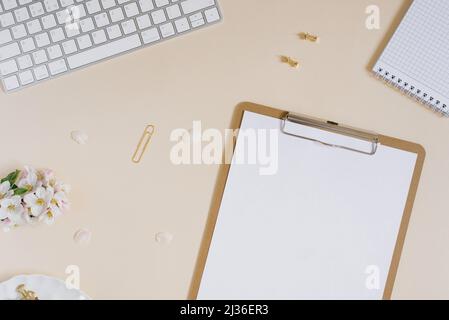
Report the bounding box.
[0,0,447,299]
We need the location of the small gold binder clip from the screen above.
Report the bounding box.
[16,284,39,300]
[132,125,155,164]
[299,32,319,43]
[281,56,300,69]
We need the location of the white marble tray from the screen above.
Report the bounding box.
[0,275,90,300]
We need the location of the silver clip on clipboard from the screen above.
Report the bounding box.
[281,113,380,156]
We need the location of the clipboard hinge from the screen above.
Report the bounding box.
[281,113,380,156]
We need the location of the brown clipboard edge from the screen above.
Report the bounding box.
[188,102,426,300]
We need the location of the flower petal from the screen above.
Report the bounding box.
[35,187,46,199]
[30,205,44,217]
[0,181,11,193]
[0,208,8,219]
[24,193,37,206]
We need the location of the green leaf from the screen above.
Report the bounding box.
[14,188,28,196]
[1,170,20,185]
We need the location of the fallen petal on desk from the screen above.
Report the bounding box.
[73,228,92,245]
[155,232,173,245]
[71,131,89,145]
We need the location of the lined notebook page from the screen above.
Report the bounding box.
[373,0,449,116]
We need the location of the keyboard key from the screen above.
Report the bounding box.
[136,14,151,29]
[155,0,168,7]
[0,29,12,45]
[138,0,154,12]
[44,0,59,12]
[27,19,42,34]
[66,24,81,37]
[151,9,166,24]
[18,0,32,5]
[41,14,57,29]
[19,37,35,52]
[80,17,95,32]
[94,12,109,27]
[35,32,50,47]
[124,2,139,17]
[48,59,68,75]
[160,22,174,38]
[101,0,115,10]
[2,0,18,11]
[3,75,19,90]
[77,34,92,49]
[11,24,27,39]
[17,54,32,69]
[110,7,124,23]
[191,18,204,28]
[91,29,106,44]
[141,27,160,44]
[166,4,181,19]
[0,12,14,27]
[121,19,136,34]
[56,9,69,24]
[32,49,48,64]
[86,0,101,14]
[18,69,34,85]
[62,39,77,54]
[73,4,87,18]
[190,12,204,28]
[106,24,122,39]
[67,34,142,69]
[0,59,18,76]
[0,42,20,61]
[50,27,65,42]
[33,65,49,80]
[60,0,75,7]
[174,17,189,33]
[47,44,63,59]
[181,0,214,15]
[204,7,219,22]
[29,2,45,17]
[14,7,29,22]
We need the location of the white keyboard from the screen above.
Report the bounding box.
[0,0,221,92]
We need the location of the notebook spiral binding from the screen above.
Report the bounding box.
[373,67,449,117]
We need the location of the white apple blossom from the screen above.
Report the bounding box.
[24,187,53,217]
[40,169,55,187]
[17,167,40,192]
[42,210,56,225]
[0,196,24,221]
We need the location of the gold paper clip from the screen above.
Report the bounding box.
[281,56,300,69]
[16,284,39,300]
[299,32,319,43]
[132,125,155,164]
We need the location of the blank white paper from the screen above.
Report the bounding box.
[198,111,417,300]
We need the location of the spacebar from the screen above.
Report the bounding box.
[67,34,142,69]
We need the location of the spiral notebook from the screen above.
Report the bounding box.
[372,0,449,116]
